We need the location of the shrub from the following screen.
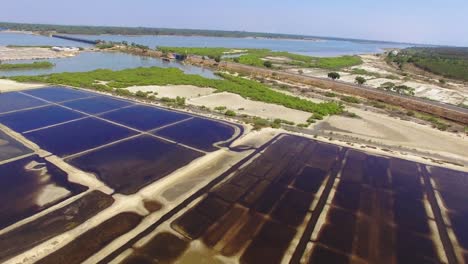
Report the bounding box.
[225,110,236,117]
[135,90,148,98]
[324,92,336,97]
[341,96,361,104]
[263,61,273,68]
[214,106,227,111]
[175,96,186,106]
[252,117,270,130]
[355,76,367,85]
[327,72,341,80]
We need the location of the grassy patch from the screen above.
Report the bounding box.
[351,68,381,78]
[156,47,240,59]
[156,46,362,70]
[0,61,54,70]
[341,96,361,104]
[10,67,343,116]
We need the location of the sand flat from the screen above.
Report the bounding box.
[189,92,311,124]
[0,79,44,93]
[322,108,468,160]
[126,85,216,99]
[0,46,78,61]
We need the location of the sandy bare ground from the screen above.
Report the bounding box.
[126,85,216,99]
[0,79,44,92]
[189,92,311,124]
[287,54,468,105]
[0,46,78,61]
[321,107,468,162]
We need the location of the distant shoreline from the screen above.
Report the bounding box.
[0,21,417,46]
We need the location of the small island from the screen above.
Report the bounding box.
[0,61,54,70]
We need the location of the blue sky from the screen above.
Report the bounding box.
[1,0,467,46]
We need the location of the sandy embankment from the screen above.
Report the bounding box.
[189,92,311,124]
[0,46,78,61]
[125,85,216,99]
[288,54,468,105]
[321,107,468,162]
[0,79,44,93]
[125,85,312,124]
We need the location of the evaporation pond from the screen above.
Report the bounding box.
[23,86,94,103]
[0,105,84,133]
[0,155,86,229]
[61,96,133,114]
[100,105,190,131]
[0,130,32,162]
[67,135,204,194]
[24,117,138,157]
[0,92,48,114]
[154,117,236,152]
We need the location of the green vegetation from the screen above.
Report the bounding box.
[214,106,227,111]
[234,49,361,70]
[369,101,386,109]
[158,96,186,107]
[263,61,273,68]
[10,67,343,117]
[273,119,295,126]
[458,103,468,109]
[355,76,366,85]
[156,47,234,59]
[224,110,236,117]
[379,82,415,96]
[0,61,54,70]
[351,68,381,78]
[341,111,360,118]
[413,112,449,131]
[324,92,337,97]
[341,96,361,104]
[156,46,361,70]
[327,72,340,80]
[387,47,468,81]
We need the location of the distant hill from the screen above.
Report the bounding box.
[0,21,411,45]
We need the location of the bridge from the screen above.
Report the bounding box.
[51,35,99,45]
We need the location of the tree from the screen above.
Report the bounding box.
[380,82,395,91]
[214,56,221,63]
[328,72,340,80]
[355,76,366,85]
[263,61,273,68]
[394,85,415,96]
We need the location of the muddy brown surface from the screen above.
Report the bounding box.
[0,155,87,230]
[122,232,189,264]
[0,191,114,262]
[36,212,142,264]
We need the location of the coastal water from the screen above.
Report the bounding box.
[71,34,411,57]
[0,51,219,79]
[0,32,91,47]
[0,31,410,78]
